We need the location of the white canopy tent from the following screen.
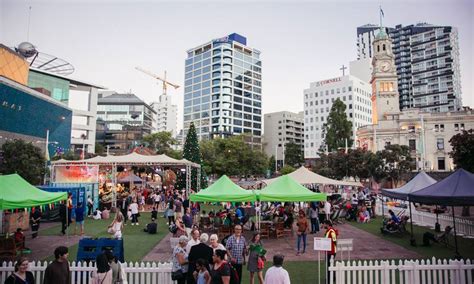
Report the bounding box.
[262,166,363,187]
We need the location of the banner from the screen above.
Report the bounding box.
[54,165,99,183]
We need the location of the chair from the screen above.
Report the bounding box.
[0,238,17,262]
[275,222,284,239]
[260,223,270,239]
[437,226,453,247]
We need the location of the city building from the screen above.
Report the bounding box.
[150,94,177,136]
[357,26,474,172]
[183,33,262,146]
[0,45,72,158]
[263,111,304,166]
[356,23,462,113]
[96,91,156,154]
[303,75,372,159]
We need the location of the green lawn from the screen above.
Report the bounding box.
[41,212,168,262]
[241,261,325,284]
[349,218,474,259]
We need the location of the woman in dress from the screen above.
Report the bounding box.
[90,253,113,284]
[209,234,226,253]
[247,233,265,284]
[108,212,124,239]
[210,249,230,284]
[4,257,35,284]
[172,235,189,284]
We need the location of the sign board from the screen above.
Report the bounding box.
[314,77,342,87]
[313,237,332,251]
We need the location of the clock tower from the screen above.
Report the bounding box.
[371,27,400,124]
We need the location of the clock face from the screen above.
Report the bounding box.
[381,62,391,72]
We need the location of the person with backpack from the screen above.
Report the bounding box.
[210,249,231,284]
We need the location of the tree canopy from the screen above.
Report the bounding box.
[323,99,353,152]
[449,129,474,172]
[0,140,46,185]
[142,131,181,158]
[284,141,304,167]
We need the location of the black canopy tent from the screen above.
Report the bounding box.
[408,169,474,257]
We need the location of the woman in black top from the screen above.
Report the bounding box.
[5,257,35,284]
[210,249,230,284]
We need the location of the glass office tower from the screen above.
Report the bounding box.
[183,33,262,146]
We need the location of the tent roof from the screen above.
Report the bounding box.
[190,175,256,202]
[0,174,67,210]
[263,166,362,187]
[118,173,143,183]
[408,169,474,206]
[381,171,437,200]
[258,175,327,202]
[52,152,200,167]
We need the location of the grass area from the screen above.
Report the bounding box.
[349,218,474,259]
[41,212,168,262]
[241,261,325,284]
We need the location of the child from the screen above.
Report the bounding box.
[151,207,158,220]
[193,258,211,284]
[127,209,132,222]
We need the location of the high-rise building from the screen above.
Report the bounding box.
[150,94,177,136]
[263,111,304,166]
[357,26,474,172]
[303,75,372,159]
[96,92,156,154]
[183,33,262,146]
[356,23,462,113]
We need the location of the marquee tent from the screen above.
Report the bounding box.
[408,168,474,257]
[262,166,362,187]
[0,174,67,210]
[190,175,257,202]
[118,173,143,183]
[381,171,437,200]
[258,175,327,202]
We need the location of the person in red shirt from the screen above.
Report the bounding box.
[323,220,337,282]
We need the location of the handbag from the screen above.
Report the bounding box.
[257,256,265,270]
[171,269,184,281]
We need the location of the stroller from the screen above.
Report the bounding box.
[380,215,409,235]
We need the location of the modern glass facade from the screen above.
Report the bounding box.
[183,33,262,145]
[28,71,70,104]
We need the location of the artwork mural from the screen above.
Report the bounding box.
[54,166,99,183]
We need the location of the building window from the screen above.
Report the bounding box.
[461,123,465,130]
[437,138,444,150]
[438,157,446,170]
[409,139,416,151]
[385,141,391,147]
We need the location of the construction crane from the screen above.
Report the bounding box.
[135,66,180,96]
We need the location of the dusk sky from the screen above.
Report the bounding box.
[2,0,473,131]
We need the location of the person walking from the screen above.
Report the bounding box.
[119,197,129,225]
[108,212,124,239]
[30,207,42,239]
[188,233,213,284]
[193,258,211,284]
[186,229,201,253]
[90,253,113,284]
[104,250,125,284]
[59,203,68,235]
[263,254,290,284]
[166,198,176,225]
[129,199,139,226]
[4,257,35,284]
[87,195,94,217]
[323,220,337,282]
[309,203,319,234]
[210,249,230,284]
[296,210,308,255]
[74,203,85,236]
[247,233,265,284]
[324,200,332,222]
[172,236,189,284]
[183,208,194,238]
[43,246,70,284]
[225,225,247,284]
[67,193,73,226]
[209,234,226,253]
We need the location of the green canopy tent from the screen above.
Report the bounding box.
[0,174,67,210]
[190,175,257,202]
[258,175,327,202]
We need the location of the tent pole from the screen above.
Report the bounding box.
[435,205,441,232]
[409,201,416,246]
[451,206,460,258]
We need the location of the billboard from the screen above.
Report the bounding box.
[54,165,99,183]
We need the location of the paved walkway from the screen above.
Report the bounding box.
[142,222,420,262]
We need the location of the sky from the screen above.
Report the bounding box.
[1,0,473,131]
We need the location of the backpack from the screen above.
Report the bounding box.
[168,223,178,234]
[218,262,239,284]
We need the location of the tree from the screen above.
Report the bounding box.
[95,143,105,155]
[280,165,296,175]
[0,140,45,185]
[324,99,353,152]
[449,129,474,172]
[268,155,276,175]
[284,141,304,167]
[142,131,177,155]
[378,144,414,187]
[181,123,207,190]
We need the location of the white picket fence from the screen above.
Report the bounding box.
[0,261,174,284]
[375,201,474,238]
[329,257,474,284]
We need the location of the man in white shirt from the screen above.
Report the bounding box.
[185,228,200,252]
[264,254,290,284]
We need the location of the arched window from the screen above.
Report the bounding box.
[377,45,380,52]
[383,44,386,51]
